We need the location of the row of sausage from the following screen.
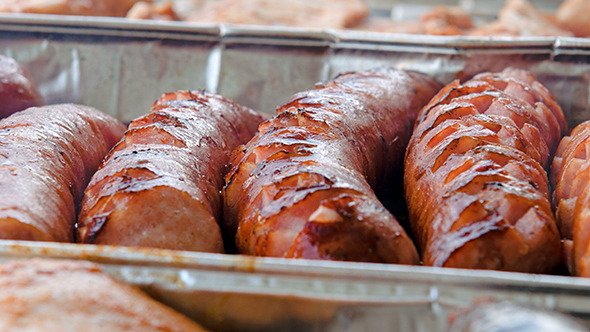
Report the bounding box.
[2,54,590,277]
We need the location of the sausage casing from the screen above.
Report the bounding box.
[405,68,564,272]
[551,120,590,276]
[0,104,125,241]
[0,259,206,331]
[0,55,43,119]
[224,68,441,263]
[77,91,264,252]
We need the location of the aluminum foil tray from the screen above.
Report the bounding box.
[2,241,590,332]
[1,15,590,332]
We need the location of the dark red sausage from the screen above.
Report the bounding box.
[77,90,265,252]
[0,104,125,241]
[0,55,43,118]
[224,68,441,263]
[405,67,564,272]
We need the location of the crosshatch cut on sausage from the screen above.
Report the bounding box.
[405,67,566,272]
[224,68,441,263]
[77,90,265,252]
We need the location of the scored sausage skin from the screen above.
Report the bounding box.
[405,67,565,272]
[0,104,126,242]
[551,121,590,276]
[224,68,441,263]
[77,91,265,252]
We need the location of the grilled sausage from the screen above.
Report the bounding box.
[0,259,207,332]
[0,0,142,17]
[0,104,125,241]
[77,90,265,252]
[223,68,441,263]
[0,55,43,119]
[551,120,590,276]
[405,67,565,272]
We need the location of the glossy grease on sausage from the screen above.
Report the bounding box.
[0,104,125,241]
[77,91,264,252]
[550,120,590,276]
[405,67,564,272]
[224,68,441,263]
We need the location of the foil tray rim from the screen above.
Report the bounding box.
[0,240,589,293]
[2,14,590,51]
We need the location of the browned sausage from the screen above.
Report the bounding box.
[223,68,441,263]
[0,259,206,331]
[0,104,125,241]
[0,0,142,17]
[77,90,265,252]
[405,67,565,272]
[0,55,43,119]
[551,120,590,276]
